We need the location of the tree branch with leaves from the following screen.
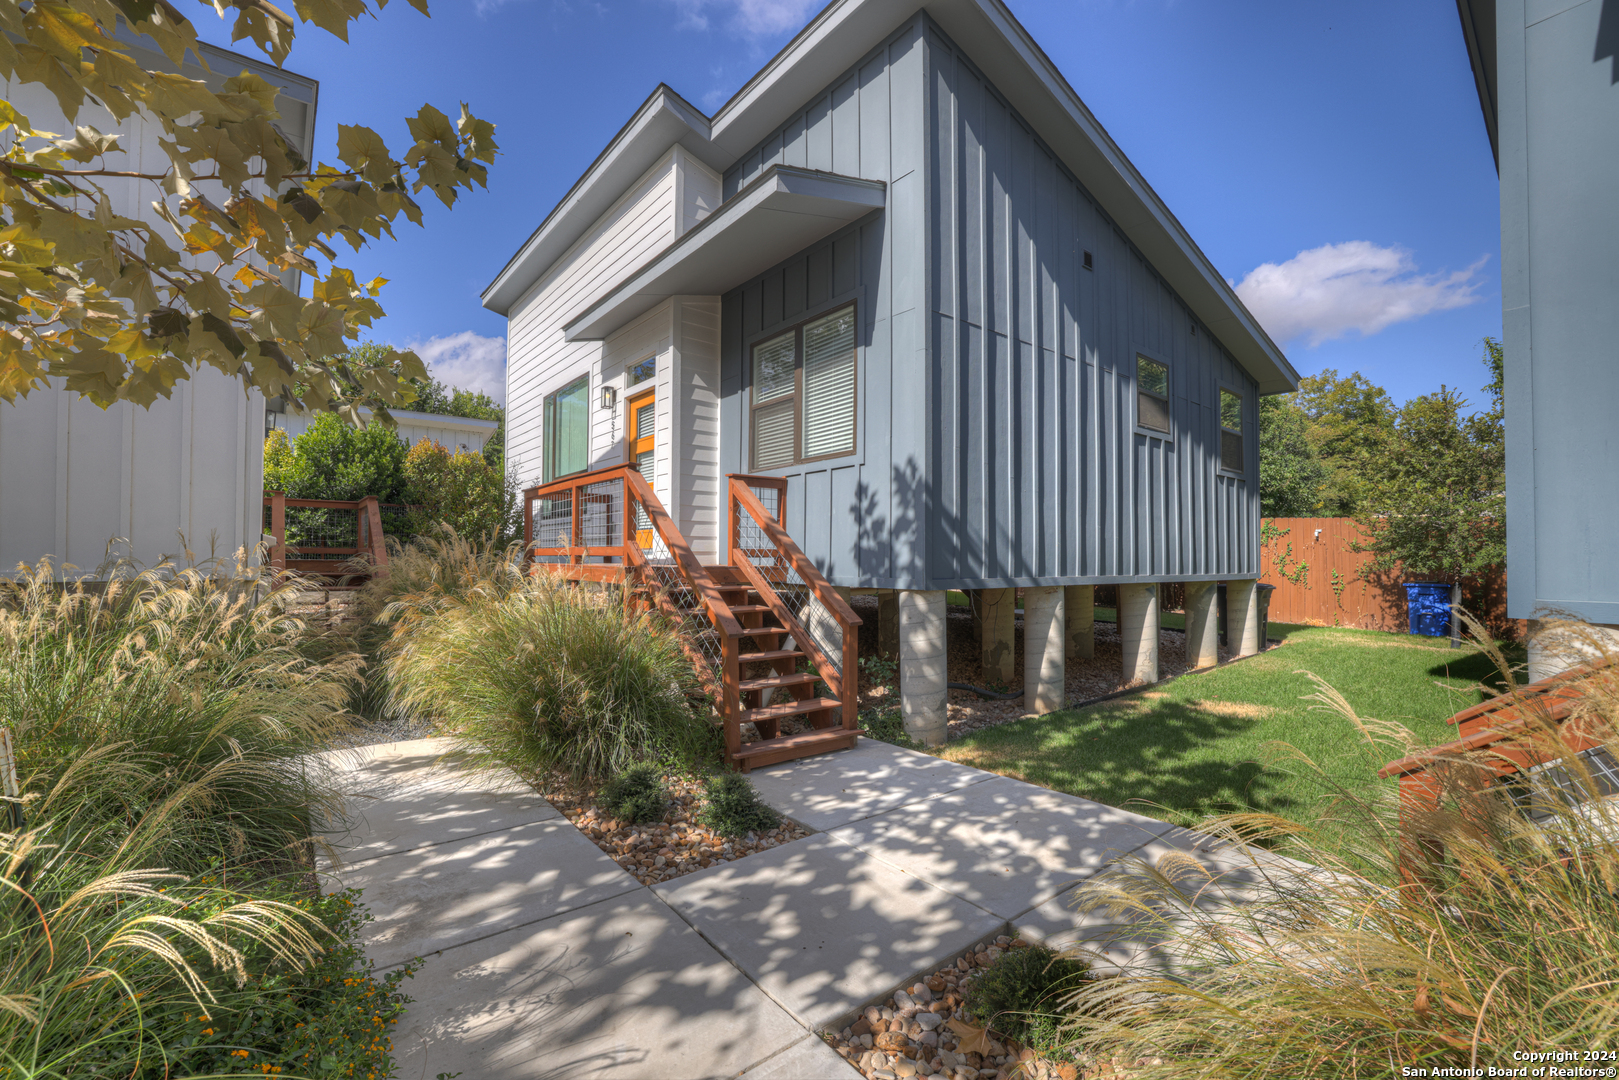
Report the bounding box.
[0,0,497,424]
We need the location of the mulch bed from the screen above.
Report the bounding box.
[546,775,813,887]
[826,934,1161,1080]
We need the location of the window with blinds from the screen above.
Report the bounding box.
[1136,355,1170,434]
[749,303,858,469]
[543,375,589,482]
[1220,388,1244,472]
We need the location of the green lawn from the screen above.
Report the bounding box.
[939,622,1516,830]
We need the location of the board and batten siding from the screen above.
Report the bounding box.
[0,42,314,577]
[924,25,1259,586]
[718,13,1259,590]
[720,17,929,588]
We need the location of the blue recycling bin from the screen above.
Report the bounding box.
[1405,582,1452,637]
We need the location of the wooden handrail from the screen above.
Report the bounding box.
[730,481,862,627]
[624,469,744,639]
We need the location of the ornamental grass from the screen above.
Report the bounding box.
[0,556,410,1076]
[1053,614,1619,1076]
[382,568,714,784]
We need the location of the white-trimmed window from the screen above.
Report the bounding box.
[543,375,589,482]
[1136,355,1170,434]
[750,304,857,469]
[1219,388,1244,472]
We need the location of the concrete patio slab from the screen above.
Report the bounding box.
[393,893,831,1080]
[745,737,997,831]
[828,776,1177,921]
[653,834,1004,1029]
[740,1033,860,1078]
[328,818,639,969]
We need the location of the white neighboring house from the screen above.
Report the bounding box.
[266,403,500,457]
[0,38,318,578]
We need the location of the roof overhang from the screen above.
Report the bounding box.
[481,86,725,316]
[1455,0,1499,170]
[490,0,1302,394]
[564,166,885,342]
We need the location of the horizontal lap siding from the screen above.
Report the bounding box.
[505,157,679,487]
[719,18,928,588]
[926,25,1259,587]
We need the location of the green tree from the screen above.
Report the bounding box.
[1294,369,1398,515]
[263,413,408,503]
[0,0,496,421]
[1351,340,1506,582]
[1258,395,1329,517]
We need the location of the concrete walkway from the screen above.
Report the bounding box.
[317,738,1271,1079]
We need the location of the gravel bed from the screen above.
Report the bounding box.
[548,775,813,887]
[825,933,1160,1080]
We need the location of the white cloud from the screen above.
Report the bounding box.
[670,0,821,37]
[1234,241,1487,348]
[407,331,507,404]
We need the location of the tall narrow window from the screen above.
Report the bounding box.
[749,303,858,469]
[1136,355,1170,434]
[1220,388,1244,472]
[543,376,589,482]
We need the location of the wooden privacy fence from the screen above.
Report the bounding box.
[1259,517,1510,635]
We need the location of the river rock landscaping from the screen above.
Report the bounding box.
[549,774,814,886]
[825,935,1159,1080]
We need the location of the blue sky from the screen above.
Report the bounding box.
[189,0,1502,410]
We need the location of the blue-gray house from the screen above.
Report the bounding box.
[485,0,1299,755]
[1456,0,1619,678]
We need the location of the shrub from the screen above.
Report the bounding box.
[0,559,358,871]
[598,763,669,825]
[699,773,780,838]
[264,411,409,504]
[963,942,1093,1048]
[1055,617,1619,1078]
[383,570,711,783]
[400,438,520,545]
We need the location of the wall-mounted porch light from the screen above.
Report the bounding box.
[600,385,617,411]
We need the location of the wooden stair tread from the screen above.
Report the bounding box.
[743,696,840,722]
[730,626,786,638]
[738,649,805,663]
[727,604,771,614]
[734,727,858,760]
[738,672,818,692]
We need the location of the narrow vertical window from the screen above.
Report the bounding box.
[800,307,857,459]
[543,376,590,481]
[749,303,859,469]
[1136,355,1170,434]
[750,330,797,469]
[1220,388,1244,472]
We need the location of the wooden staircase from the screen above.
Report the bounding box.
[522,468,861,772]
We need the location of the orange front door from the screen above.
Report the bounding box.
[627,390,655,548]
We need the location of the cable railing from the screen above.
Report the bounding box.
[727,474,861,739]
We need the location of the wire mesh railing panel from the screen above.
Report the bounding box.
[748,483,782,523]
[530,491,574,563]
[581,479,624,561]
[283,506,360,558]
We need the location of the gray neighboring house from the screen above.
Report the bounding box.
[1456,0,1619,677]
[486,0,1299,741]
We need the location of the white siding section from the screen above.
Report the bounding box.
[0,45,312,578]
[503,146,725,561]
[504,152,682,488]
[673,299,723,563]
